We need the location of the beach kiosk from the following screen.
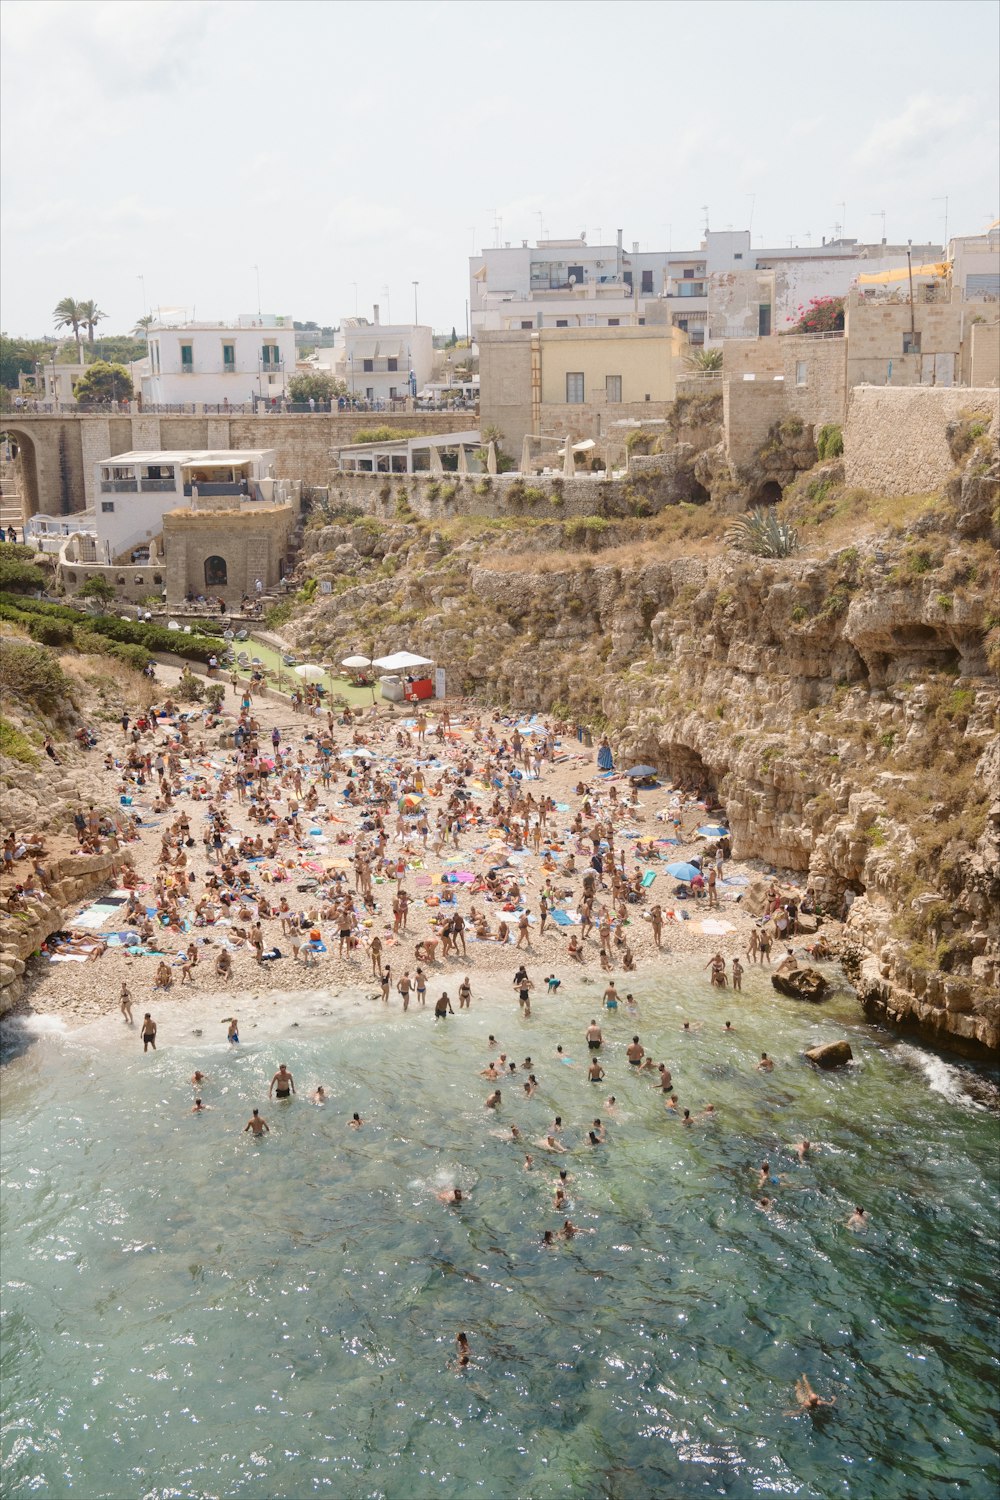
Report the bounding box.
[372,651,436,703]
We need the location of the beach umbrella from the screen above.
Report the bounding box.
[697,824,729,839]
[666,861,701,882]
[341,654,371,669]
[295,663,325,682]
[625,765,658,780]
[398,793,424,813]
[167,620,180,631]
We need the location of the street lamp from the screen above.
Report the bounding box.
[412,281,419,324]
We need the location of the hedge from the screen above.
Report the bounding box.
[0,638,71,710]
[0,593,218,662]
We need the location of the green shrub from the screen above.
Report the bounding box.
[0,638,71,710]
[0,542,38,563]
[816,424,844,460]
[27,617,73,647]
[352,427,418,444]
[0,717,38,764]
[0,557,47,593]
[726,507,799,558]
[265,601,293,629]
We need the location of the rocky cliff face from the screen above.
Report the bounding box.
[288,441,998,1052]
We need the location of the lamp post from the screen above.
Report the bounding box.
[412,281,419,324]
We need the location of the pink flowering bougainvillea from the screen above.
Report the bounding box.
[783,296,845,333]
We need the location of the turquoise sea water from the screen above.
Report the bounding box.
[1,964,998,1500]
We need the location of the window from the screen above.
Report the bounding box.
[902,331,921,354]
[566,372,585,404]
[223,342,235,368]
[101,501,115,512]
[734,253,743,260]
[795,361,807,386]
[556,320,569,328]
[606,375,622,403]
[204,556,228,587]
[363,359,374,372]
[683,268,695,279]
[623,271,633,287]
[677,318,689,331]
[262,343,280,367]
[180,343,193,369]
[638,318,646,326]
[568,264,584,283]
[387,358,398,372]
[607,318,620,326]
[641,270,653,293]
[758,304,772,337]
[521,320,533,330]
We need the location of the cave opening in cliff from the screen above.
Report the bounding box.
[755,480,783,505]
[664,743,717,801]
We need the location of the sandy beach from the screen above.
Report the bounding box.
[16,664,822,1029]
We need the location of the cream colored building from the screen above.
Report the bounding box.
[480,324,687,456]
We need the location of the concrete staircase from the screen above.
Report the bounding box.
[0,456,26,537]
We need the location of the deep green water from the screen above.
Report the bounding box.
[1,965,998,1500]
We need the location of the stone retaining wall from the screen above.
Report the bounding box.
[844,385,1000,495]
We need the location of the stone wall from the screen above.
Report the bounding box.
[320,470,652,523]
[965,320,1000,387]
[723,381,789,468]
[5,411,473,517]
[163,505,295,603]
[844,385,1000,495]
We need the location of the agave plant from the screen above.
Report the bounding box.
[726,507,799,558]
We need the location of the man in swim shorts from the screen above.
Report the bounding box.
[244,1109,269,1136]
[141,1013,157,1052]
[269,1063,296,1100]
[586,1020,603,1051]
[626,1035,645,1066]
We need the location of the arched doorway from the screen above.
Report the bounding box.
[204,555,228,588]
[0,427,41,522]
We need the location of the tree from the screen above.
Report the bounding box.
[78,300,107,343]
[685,347,724,371]
[784,296,844,334]
[132,315,154,337]
[53,297,85,357]
[73,361,134,406]
[448,326,458,347]
[0,332,50,389]
[78,576,117,604]
[286,371,347,404]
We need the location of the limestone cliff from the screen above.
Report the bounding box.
[282,436,1000,1051]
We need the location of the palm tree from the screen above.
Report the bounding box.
[53,296,85,358]
[78,299,107,344]
[685,347,724,371]
[132,314,154,337]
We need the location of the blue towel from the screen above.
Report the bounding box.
[550,909,574,927]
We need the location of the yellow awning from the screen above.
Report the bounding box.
[857,262,949,285]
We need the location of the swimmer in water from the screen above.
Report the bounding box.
[785,1375,836,1415]
[485,1090,501,1110]
[456,1332,471,1360]
[437,1187,466,1204]
[723,1020,735,1033]
[536,1134,568,1153]
[665,1094,679,1111]
[523,1153,533,1170]
[757,1160,782,1189]
[758,1052,774,1072]
[191,1098,207,1112]
[244,1109,269,1136]
[604,1095,618,1114]
[681,1020,704,1034]
[269,1064,295,1100]
[846,1206,867,1232]
[587,1058,605,1083]
[542,1229,557,1247]
[191,1070,208,1086]
[795,1139,812,1161]
[311,1086,327,1104]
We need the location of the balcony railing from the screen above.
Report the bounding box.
[100,479,138,492]
[140,478,177,492]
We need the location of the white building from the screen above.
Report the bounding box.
[948,226,1000,301]
[142,315,296,407]
[310,309,434,405]
[38,448,279,567]
[471,230,942,348]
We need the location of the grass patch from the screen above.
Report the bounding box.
[0,717,38,764]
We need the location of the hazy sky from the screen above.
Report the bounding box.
[2,0,998,338]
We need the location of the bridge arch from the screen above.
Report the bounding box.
[0,426,41,521]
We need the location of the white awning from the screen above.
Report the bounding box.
[372,651,434,672]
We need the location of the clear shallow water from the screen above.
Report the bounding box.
[1,966,998,1500]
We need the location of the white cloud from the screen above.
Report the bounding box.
[853,94,972,167]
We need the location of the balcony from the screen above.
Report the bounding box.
[139,478,178,492]
[100,479,138,492]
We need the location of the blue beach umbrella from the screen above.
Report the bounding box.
[665,861,701,882]
[696,824,729,839]
[624,765,658,780]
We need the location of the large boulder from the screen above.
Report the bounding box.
[771,965,831,1002]
[804,1039,854,1069]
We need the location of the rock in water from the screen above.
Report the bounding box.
[771,966,831,1002]
[804,1040,854,1069]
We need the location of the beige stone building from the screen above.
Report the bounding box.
[163,502,296,604]
[479,323,687,460]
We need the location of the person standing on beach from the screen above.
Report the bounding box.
[458,976,472,1009]
[397,971,412,1011]
[370,934,383,978]
[223,1015,240,1043]
[141,1013,157,1051]
[120,983,133,1025]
